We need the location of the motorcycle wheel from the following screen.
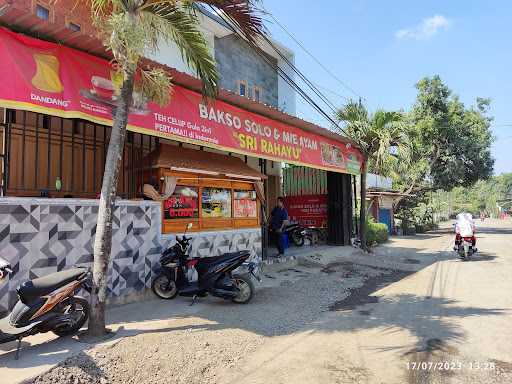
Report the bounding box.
[232,275,254,304]
[291,230,305,247]
[52,297,89,337]
[152,274,178,300]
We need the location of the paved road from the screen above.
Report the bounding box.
[217,219,512,384]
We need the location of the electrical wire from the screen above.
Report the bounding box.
[261,4,365,102]
[208,5,350,137]
[312,82,350,101]
[258,31,341,112]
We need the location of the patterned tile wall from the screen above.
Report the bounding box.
[0,198,262,315]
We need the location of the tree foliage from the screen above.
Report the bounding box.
[438,173,512,218]
[410,75,494,190]
[336,101,408,175]
[336,101,408,249]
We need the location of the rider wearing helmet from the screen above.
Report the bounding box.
[454,212,477,251]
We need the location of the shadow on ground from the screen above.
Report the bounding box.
[2,222,508,381]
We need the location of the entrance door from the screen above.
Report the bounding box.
[378,208,392,234]
[327,172,353,245]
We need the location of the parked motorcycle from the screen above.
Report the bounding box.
[152,224,260,304]
[457,237,475,260]
[0,257,91,358]
[283,223,307,246]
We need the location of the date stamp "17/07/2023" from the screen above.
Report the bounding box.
[406,361,496,371]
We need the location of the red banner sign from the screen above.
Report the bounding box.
[0,28,362,174]
[284,195,328,228]
[163,196,198,219]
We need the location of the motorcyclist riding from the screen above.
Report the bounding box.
[454,212,477,251]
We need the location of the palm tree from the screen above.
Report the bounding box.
[87,0,263,336]
[336,101,407,250]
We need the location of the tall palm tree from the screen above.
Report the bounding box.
[87,0,263,336]
[336,101,407,250]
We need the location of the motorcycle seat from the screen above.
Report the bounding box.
[17,268,88,304]
[198,251,250,265]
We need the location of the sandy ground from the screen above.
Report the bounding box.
[9,219,512,384]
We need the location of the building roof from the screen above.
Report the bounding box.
[367,189,413,198]
[144,144,266,181]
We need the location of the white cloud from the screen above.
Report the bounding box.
[395,15,451,40]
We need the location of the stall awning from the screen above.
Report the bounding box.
[145,144,266,181]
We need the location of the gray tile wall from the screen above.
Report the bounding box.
[0,198,261,315]
[215,35,279,107]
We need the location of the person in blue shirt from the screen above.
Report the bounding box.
[269,197,288,256]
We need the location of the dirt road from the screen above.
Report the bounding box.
[217,219,512,384]
[25,219,512,384]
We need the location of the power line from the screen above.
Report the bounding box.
[205,6,342,116]
[258,31,341,113]
[261,4,365,102]
[312,82,350,101]
[209,6,350,137]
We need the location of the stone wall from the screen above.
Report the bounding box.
[0,198,262,314]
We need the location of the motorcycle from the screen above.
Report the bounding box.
[457,236,475,260]
[0,257,91,359]
[152,223,260,304]
[283,223,307,246]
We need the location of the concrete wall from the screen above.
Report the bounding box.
[0,198,261,315]
[215,35,279,108]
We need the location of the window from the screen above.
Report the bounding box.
[202,188,232,218]
[234,190,257,218]
[163,186,199,220]
[160,176,260,233]
[238,80,248,97]
[253,86,262,103]
[36,4,50,20]
[36,114,51,129]
[68,22,81,32]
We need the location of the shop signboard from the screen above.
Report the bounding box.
[284,195,328,228]
[234,199,257,218]
[0,28,362,174]
[163,186,198,219]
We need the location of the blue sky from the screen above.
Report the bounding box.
[263,0,511,175]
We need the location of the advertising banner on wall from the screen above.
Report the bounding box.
[284,195,328,228]
[0,28,362,174]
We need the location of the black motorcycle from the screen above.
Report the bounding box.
[0,257,91,358]
[283,223,307,246]
[152,224,260,304]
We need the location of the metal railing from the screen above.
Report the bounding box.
[1,109,159,199]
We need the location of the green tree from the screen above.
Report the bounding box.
[393,76,495,223]
[336,101,407,249]
[411,76,494,190]
[88,0,263,336]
